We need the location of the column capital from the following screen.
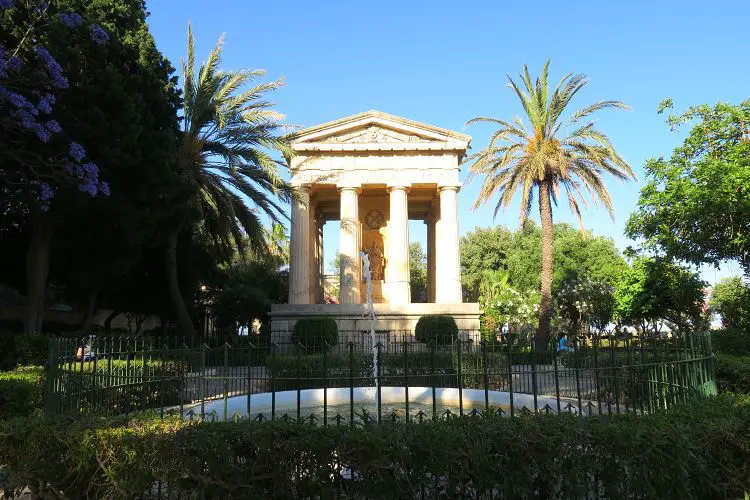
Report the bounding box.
[386,184,411,193]
[336,183,361,193]
[437,184,461,193]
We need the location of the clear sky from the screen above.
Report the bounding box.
[146,0,749,283]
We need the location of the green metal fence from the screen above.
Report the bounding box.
[44,330,717,423]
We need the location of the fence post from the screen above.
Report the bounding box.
[349,342,354,427]
[271,343,277,421]
[246,341,254,419]
[223,342,230,422]
[507,339,514,417]
[552,339,561,413]
[574,336,583,419]
[403,341,409,423]
[296,342,302,422]
[430,342,437,421]
[376,342,382,424]
[457,339,464,416]
[200,343,207,418]
[481,341,489,413]
[610,334,620,414]
[530,338,538,413]
[323,342,328,427]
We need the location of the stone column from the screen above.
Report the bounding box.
[289,186,310,304]
[308,200,318,304]
[339,187,361,304]
[435,186,462,303]
[317,220,324,303]
[426,214,436,303]
[385,185,410,304]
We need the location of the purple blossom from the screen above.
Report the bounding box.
[5,90,30,109]
[89,24,109,46]
[12,109,36,130]
[69,142,86,162]
[99,181,110,196]
[33,122,51,142]
[37,93,55,113]
[0,0,13,11]
[45,120,61,133]
[34,46,68,89]
[39,182,55,202]
[58,12,83,28]
[34,1,47,13]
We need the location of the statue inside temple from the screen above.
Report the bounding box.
[365,241,385,281]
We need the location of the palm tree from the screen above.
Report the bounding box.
[168,24,295,335]
[465,61,635,346]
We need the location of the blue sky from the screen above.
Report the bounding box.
[146,0,748,283]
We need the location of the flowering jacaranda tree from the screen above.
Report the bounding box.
[1,0,180,333]
[0,0,110,206]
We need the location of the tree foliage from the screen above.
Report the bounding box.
[627,100,750,277]
[614,257,707,334]
[710,276,750,330]
[409,241,427,303]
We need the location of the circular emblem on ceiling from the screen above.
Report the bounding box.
[365,210,385,229]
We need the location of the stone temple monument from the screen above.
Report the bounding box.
[269,111,480,334]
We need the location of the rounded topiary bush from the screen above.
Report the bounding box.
[292,317,338,350]
[415,315,459,345]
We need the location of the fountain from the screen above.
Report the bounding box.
[360,250,381,417]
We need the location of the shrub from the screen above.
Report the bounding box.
[712,327,750,356]
[715,353,750,394]
[0,332,49,371]
[0,367,44,419]
[1,395,749,498]
[415,315,458,345]
[292,317,338,350]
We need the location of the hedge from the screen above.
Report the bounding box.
[1,395,749,498]
[0,332,48,371]
[292,316,338,350]
[414,315,458,345]
[0,367,44,419]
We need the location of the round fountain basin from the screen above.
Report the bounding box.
[183,387,580,421]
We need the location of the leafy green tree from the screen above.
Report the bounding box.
[409,242,427,302]
[627,100,750,278]
[710,277,750,330]
[461,222,626,299]
[465,61,635,345]
[210,255,288,331]
[168,24,295,335]
[614,257,707,335]
[556,275,615,336]
[460,226,511,301]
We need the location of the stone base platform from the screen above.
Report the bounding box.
[269,303,480,337]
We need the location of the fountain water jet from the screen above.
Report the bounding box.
[360,251,381,417]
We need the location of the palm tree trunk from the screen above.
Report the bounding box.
[24,210,55,333]
[166,229,196,336]
[536,182,554,347]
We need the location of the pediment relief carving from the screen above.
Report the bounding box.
[315,125,439,144]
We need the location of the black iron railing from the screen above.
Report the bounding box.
[44,330,717,423]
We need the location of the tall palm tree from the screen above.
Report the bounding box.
[465,61,635,346]
[168,24,295,335]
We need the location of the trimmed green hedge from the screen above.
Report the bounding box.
[1,395,749,498]
[415,315,458,345]
[292,316,338,350]
[0,367,44,419]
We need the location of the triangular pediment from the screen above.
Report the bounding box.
[290,110,471,152]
